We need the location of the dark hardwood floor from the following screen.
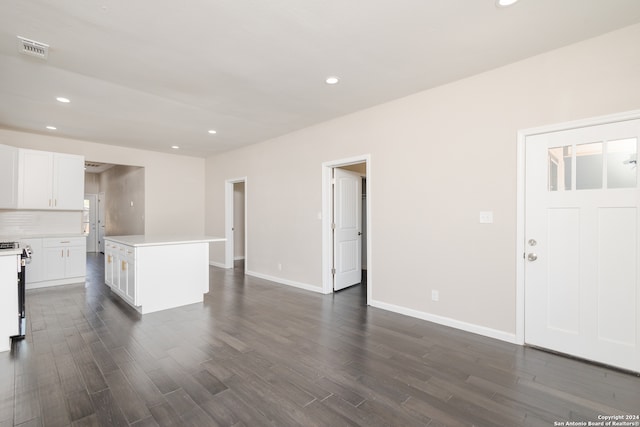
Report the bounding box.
[1,254,639,426]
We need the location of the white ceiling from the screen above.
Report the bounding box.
[1,0,640,158]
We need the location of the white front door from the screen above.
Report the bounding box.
[333,168,362,291]
[525,118,640,372]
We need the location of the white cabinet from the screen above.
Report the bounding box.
[105,243,116,287]
[105,242,136,306]
[18,149,84,210]
[42,237,86,282]
[104,236,222,314]
[0,144,18,208]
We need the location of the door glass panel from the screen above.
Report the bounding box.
[607,138,637,189]
[575,142,603,190]
[548,146,571,191]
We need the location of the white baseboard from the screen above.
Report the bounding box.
[209,260,227,269]
[369,299,517,344]
[245,270,323,294]
[234,256,245,261]
[27,277,86,290]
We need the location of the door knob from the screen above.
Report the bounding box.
[527,253,538,262]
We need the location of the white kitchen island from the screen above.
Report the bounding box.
[104,235,225,314]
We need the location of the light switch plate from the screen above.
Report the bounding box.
[479,211,493,224]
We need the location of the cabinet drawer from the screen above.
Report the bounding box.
[43,237,86,248]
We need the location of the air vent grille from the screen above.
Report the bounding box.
[17,36,49,59]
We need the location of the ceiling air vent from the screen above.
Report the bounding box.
[17,36,49,59]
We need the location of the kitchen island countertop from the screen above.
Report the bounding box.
[104,235,225,247]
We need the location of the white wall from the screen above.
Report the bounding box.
[205,24,640,339]
[100,165,145,236]
[0,130,206,236]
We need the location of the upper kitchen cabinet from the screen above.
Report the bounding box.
[0,144,18,208]
[18,149,85,210]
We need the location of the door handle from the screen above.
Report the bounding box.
[527,253,538,262]
[358,232,362,236]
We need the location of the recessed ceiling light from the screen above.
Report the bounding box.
[56,97,70,103]
[325,76,340,85]
[496,0,519,7]
[171,145,180,150]
[46,126,57,130]
[208,130,217,134]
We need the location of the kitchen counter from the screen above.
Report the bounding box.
[0,248,22,257]
[104,235,225,314]
[105,235,225,247]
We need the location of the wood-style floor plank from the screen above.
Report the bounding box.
[1,254,638,426]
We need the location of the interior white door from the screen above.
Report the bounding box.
[525,118,640,372]
[333,168,362,291]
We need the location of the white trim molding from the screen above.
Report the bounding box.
[370,299,518,344]
[321,155,373,304]
[225,177,248,270]
[246,270,324,294]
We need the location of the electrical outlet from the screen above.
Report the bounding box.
[431,290,439,302]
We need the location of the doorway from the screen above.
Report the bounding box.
[84,194,98,252]
[322,155,371,303]
[225,177,247,270]
[517,111,640,372]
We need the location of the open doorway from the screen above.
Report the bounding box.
[225,177,247,270]
[84,162,145,252]
[322,155,371,303]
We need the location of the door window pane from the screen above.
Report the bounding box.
[575,142,603,190]
[549,146,571,191]
[607,138,637,189]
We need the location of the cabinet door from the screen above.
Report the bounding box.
[126,260,135,304]
[105,250,114,287]
[53,154,84,210]
[65,246,86,278]
[43,247,66,280]
[118,258,127,295]
[0,144,18,208]
[19,150,53,209]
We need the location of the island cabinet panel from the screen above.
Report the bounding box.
[103,236,224,314]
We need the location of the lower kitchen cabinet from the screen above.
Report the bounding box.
[40,237,86,285]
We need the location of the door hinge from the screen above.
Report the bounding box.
[331,223,336,230]
[331,268,336,275]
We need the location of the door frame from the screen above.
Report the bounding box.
[225,177,247,269]
[84,193,98,252]
[322,155,372,304]
[516,109,640,345]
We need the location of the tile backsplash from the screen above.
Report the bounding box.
[0,210,83,237]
